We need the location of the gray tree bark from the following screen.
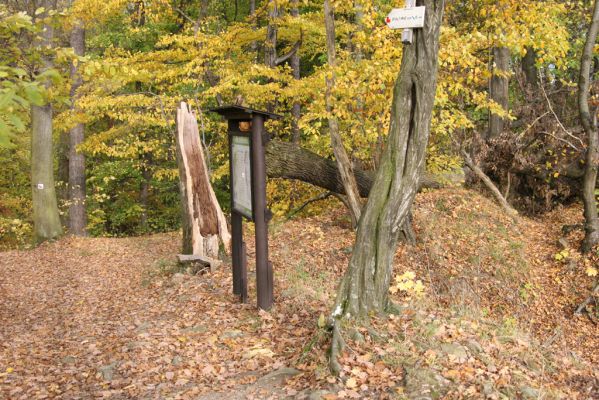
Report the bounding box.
[264,140,439,196]
[264,0,278,69]
[68,22,87,236]
[31,1,62,243]
[522,46,538,89]
[324,0,362,227]
[330,0,445,336]
[290,0,301,143]
[488,46,510,139]
[139,152,151,232]
[578,0,599,252]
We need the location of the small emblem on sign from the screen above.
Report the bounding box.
[37,183,44,190]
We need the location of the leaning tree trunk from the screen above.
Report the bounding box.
[68,22,87,236]
[331,0,445,325]
[324,0,363,227]
[175,102,231,257]
[487,46,510,140]
[578,0,599,252]
[31,1,62,244]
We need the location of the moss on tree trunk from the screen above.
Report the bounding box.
[328,1,445,370]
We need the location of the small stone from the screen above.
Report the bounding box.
[520,386,540,399]
[62,356,76,365]
[172,273,186,284]
[440,343,468,363]
[98,362,118,381]
[308,390,332,400]
[221,330,244,339]
[171,356,183,366]
[182,325,207,334]
[465,339,483,355]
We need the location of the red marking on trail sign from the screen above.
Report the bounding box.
[385,16,391,24]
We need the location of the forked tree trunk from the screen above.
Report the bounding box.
[68,22,87,236]
[31,1,62,244]
[578,0,599,252]
[331,0,445,321]
[175,102,231,257]
[488,46,510,140]
[324,0,363,227]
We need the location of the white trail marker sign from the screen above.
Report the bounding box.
[385,0,426,44]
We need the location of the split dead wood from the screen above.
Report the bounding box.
[175,102,231,258]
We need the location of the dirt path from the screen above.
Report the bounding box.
[0,235,317,399]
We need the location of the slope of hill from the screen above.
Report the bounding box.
[0,189,596,399]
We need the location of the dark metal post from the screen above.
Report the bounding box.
[228,125,244,299]
[231,211,243,296]
[240,241,248,302]
[251,113,272,310]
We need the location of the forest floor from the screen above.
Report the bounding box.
[0,188,597,399]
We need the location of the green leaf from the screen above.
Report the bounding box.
[23,84,44,106]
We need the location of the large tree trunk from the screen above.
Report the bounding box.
[578,0,599,252]
[324,0,362,227]
[331,0,444,327]
[68,23,87,236]
[487,46,510,139]
[264,140,440,196]
[139,152,151,232]
[31,1,62,244]
[175,102,231,257]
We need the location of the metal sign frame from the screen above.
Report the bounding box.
[211,105,281,310]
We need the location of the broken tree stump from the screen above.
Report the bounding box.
[175,102,231,259]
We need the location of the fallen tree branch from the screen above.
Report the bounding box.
[461,148,518,218]
[265,140,442,197]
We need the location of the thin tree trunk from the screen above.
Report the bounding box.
[324,0,362,227]
[522,46,538,89]
[578,0,599,252]
[68,22,87,236]
[330,0,445,351]
[31,1,62,243]
[57,131,69,205]
[488,46,510,139]
[139,152,151,232]
[290,0,301,143]
[265,0,278,68]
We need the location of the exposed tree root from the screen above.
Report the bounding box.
[329,319,346,376]
[575,282,599,316]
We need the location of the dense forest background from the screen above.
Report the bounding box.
[1,0,596,248]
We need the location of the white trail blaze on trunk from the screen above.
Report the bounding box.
[176,102,231,257]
